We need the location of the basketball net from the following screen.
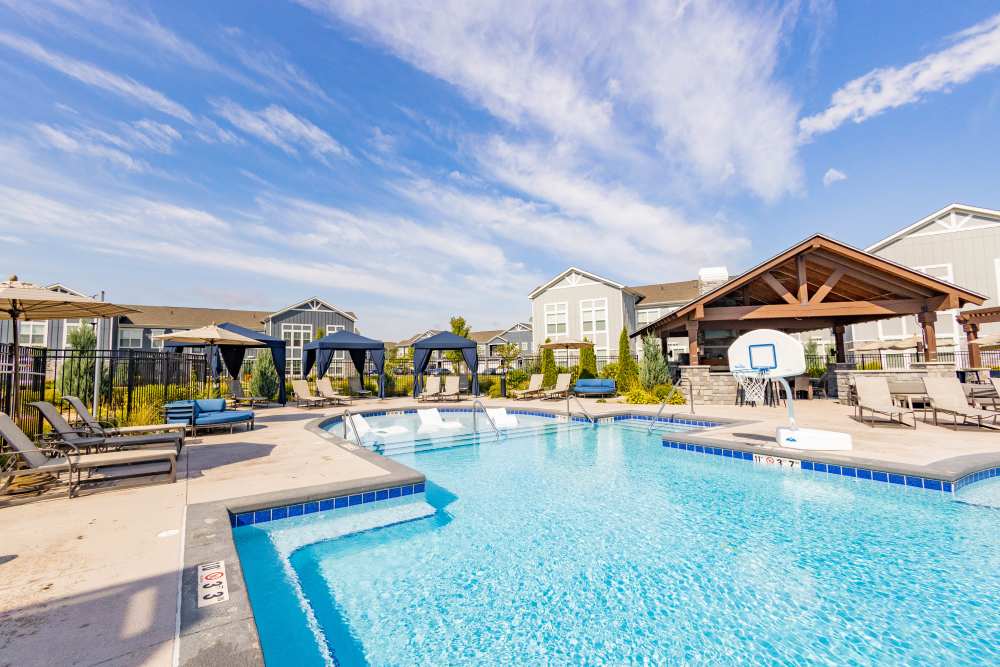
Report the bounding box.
[734,370,769,405]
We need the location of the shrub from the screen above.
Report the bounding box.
[579,345,597,379]
[487,381,503,398]
[616,328,639,392]
[507,368,529,386]
[623,386,659,404]
[541,340,557,388]
[599,361,619,380]
[249,350,281,400]
[653,382,686,404]
[58,325,99,400]
[639,335,669,389]
[859,361,882,371]
[478,376,496,396]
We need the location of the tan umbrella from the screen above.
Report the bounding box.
[0,275,136,414]
[851,336,923,352]
[967,332,1000,348]
[152,324,259,346]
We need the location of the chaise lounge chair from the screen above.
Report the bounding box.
[485,407,519,428]
[418,375,442,402]
[439,375,461,401]
[348,376,373,399]
[292,379,328,409]
[923,377,1000,430]
[854,377,916,428]
[31,401,183,454]
[317,377,352,405]
[228,379,269,408]
[512,374,543,400]
[63,395,186,445]
[0,412,177,498]
[344,413,408,441]
[417,408,462,434]
[542,373,572,400]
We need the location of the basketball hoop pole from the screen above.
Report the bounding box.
[777,376,797,429]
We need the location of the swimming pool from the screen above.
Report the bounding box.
[234,420,1000,666]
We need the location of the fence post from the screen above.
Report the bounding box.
[125,350,135,419]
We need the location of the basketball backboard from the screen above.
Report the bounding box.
[727,329,806,378]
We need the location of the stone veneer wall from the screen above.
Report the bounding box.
[678,366,738,406]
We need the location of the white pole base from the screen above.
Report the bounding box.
[776,427,853,451]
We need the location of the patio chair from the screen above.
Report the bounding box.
[485,407,518,428]
[348,376,373,398]
[418,375,442,402]
[439,376,461,401]
[417,408,462,434]
[923,377,1000,430]
[854,377,916,428]
[345,413,408,440]
[291,379,328,408]
[317,377,351,405]
[31,401,183,454]
[227,379,269,408]
[793,375,813,400]
[62,395,186,445]
[986,377,1000,410]
[511,374,543,400]
[0,411,177,498]
[542,373,572,400]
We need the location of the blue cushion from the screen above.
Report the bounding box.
[574,379,615,393]
[194,399,227,414]
[195,410,253,425]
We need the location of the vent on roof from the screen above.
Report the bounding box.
[697,267,729,294]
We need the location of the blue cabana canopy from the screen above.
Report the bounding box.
[165,322,287,405]
[302,331,387,398]
[412,331,479,397]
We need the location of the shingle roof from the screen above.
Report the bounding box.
[117,304,270,330]
[396,329,441,347]
[628,280,701,306]
[469,329,505,344]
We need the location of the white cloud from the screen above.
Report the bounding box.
[221,26,334,106]
[35,123,148,171]
[213,100,350,162]
[822,168,847,187]
[800,12,1000,139]
[0,31,195,123]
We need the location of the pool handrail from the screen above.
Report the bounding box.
[471,399,501,439]
[646,383,692,433]
[341,409,364,446]
[567,394,595,424]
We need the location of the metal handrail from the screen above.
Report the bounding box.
[567,394,595,423]
[471,399,500,439]
[341,409,364,446]
[647,382,694,433]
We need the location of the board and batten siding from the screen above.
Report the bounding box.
[530,274,627,356]
[267,308,355,336]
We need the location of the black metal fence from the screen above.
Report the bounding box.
[1,344,209,440]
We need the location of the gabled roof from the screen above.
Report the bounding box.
[867,203,1000,253]
[118,304,271,330]
[628,280,701,307]
[529,267,633,299]
[469,329,505,344]
[396,329,441,347]
[267,297,357,322]
[45,283,88,298]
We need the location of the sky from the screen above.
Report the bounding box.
[2,1,1000,339]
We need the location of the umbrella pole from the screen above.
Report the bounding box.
[9,316,18,417]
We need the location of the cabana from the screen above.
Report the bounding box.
[412,332,479,397]
[166,322,287,405]
[302,331,387,398]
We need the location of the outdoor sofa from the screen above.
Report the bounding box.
[165,399,255,435]
[573,378,616,397]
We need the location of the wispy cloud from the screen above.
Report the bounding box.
[800,12,1000,139]
[221,26,335,106]
[822,167,847,187]
[35,123,148,171]
[213,99,350,162]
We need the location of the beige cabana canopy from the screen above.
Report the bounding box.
[152,324,259,346]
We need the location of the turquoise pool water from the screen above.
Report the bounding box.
[234,422,1000,666]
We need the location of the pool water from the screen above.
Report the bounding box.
[235,423,1000,666]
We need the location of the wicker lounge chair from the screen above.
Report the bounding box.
[924,377,1000,430]
[317,377,351,405]
[439,375,461,401]
[31,401,183,453]
[512,374,543,400]
[348,376,373,398]
[63,395,185,445]
[291,379,328,408]
[418,375,442,402]
[0,412,176,498]
[854,377,916,428]
[542,373,572,400]
[228,379,269,407]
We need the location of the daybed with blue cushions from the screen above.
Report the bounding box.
[573,378,616,397]
[165,399,255,436]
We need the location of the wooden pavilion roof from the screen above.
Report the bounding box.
[956,306,1000,325]
[634,234,985,337]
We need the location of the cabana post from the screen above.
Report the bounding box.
[302,331,387,399]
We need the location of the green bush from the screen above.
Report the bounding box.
[507,368,529,386]
[653,382,686,404]
[639,335,669,389]
[249,350,281,400]
[487,381,503,398]
[616,328,639,392]
[541,341,557,388]
[579,345,597,379]
[623,386,658,404]
[599,361,619,380]
[859,361,882,371]
[478,376,496,396]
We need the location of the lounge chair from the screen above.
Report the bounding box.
[418,375,442,402]
[0,412,176,498]
[348,376,373,398]
[793,375,813,400]
[292,379,328,408]
[345,413,408,440]
[62,395,186,445]
[512,374,543,400]
[439,375,461,401]
[31,401,183,454]
[854,377,916,428]
[228,379,268,407]
[317,377,351,405]
[986,378,1000,410]
[924,377,1000,430]
[417,408,462,434]
[485,407,518,428]
[542,373,572,400]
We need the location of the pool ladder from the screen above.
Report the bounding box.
[647,380,695,434]
[566,394,595,424]
[341,409,364,446]
[471,399,501,440]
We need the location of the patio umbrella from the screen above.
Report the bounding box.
[538,340,595,414]
[0,275,136,415]
[967,332,1000,348]
[153,324,260,392]
[850,336,923,352]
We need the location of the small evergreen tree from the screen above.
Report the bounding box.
[616,327,639,392]
[444,316,471,373]
[579,341,597,379]
[639,334,669,389]
[249,349,280,400]
[59,324,98,400]
[541,337,557,388]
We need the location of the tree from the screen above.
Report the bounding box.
[541,338,557,388]
[639,334,669,389]
[616,327,639,392]
[249,349,280,401]
[315,327,326,340]
[444,316,471,372]
[497,342,521,371]
[579,341,597,379]
[58,324,98,400]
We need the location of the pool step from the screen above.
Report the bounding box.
[364,421,591,457]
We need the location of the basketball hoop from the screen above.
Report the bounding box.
[734,369,769,406]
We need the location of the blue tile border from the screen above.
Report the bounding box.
[229,480,428,527]
[661,438,964,495]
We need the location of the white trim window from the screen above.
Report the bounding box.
[62,319,89,348]
[636,308,662,328]
[915,263,957,341]
[19,321,47,347]
[329,324,346,360]
[544,302,568,337]
[150,329,165,350]
[282,323,313,376]
[118,328,143,349]
[580,298,609,354]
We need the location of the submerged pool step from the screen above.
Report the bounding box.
[364,420,592,457]
[613,419,705,435]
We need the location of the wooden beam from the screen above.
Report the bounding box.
[918,310,937,361]
[965,322,981,368]
[809,267,846,305]
[700,299,929,322]
[796,255,809,304]
[762,272,798,305]
[808,254,933,299]
[834,325,846,363]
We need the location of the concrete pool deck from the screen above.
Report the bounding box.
[2,396,999,666]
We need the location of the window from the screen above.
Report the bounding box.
[118,328,143,349]
[19,321,46,347]
[580,298,609,354]
[544,302,568,336]
[636,308,661,327]
[282,323,313,376]
[149,329,165,350]
[62,319,90,348]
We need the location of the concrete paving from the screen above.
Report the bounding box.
[2,395,999,666]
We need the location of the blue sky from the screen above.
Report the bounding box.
[2,1,1000,339]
